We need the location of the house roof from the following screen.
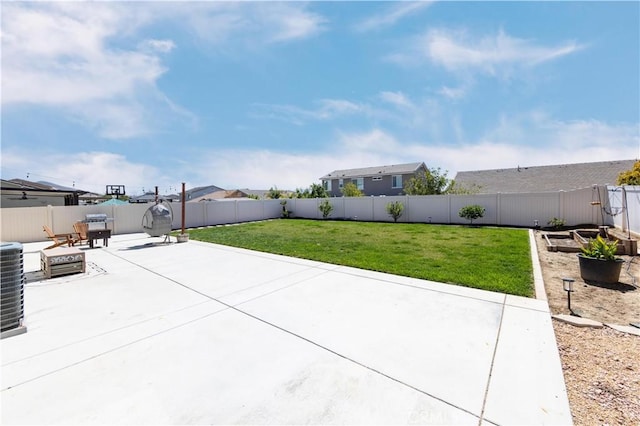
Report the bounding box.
[185,185,225,200]
[453,159,636,193]
[129,192,179,203]
[2,179,87,194]
[189,189,249,202]
[320,162,425,180]
[240,189,270,199]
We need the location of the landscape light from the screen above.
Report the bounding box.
[562,277,579,317]
[562,277,574,292]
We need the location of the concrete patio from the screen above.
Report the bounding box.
[1,233,572,425]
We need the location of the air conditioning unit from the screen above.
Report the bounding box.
[1,242,26,337]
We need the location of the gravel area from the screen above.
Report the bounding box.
[553,322,640,426]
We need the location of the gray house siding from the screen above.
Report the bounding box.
[321,163,426,197]
[328,174,400,197]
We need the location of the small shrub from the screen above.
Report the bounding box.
[280,200,291,218]
[459,204,485,225]
[318,199,334,219]
[547,217,566,230]
[386,201,404,223]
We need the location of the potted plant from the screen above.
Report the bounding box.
[577,235,624,284]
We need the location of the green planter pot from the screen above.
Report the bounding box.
[577,254,624,284]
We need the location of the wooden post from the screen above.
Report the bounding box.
[181,182,186,235]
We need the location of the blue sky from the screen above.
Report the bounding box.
[2,1,639,195]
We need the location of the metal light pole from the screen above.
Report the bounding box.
[562,277,580,317]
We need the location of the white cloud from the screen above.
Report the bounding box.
[186,129,409,190]
[265,4,327,42]
[253,92,449,142]
[484,111,639,151]
[379,91,415,109]
[190,150,338,190]
[226,113,638,187]
[2,3,162,106]
[1,2,325,139]
[171,2,325,45]
[1,3,174,138]
[425,28,583,75]
[438,85,467,100]
[139,39,176,53]
[419,114,639,175]
[354,1,433,33]
[252,99,367,125]
[1,149,169,195]
[318,99,364,117]
[3,113,636,193]
[339,128,401,155]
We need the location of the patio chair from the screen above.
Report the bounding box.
[73,222,89,246]
[42,225,76,250]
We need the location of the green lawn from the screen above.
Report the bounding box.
[187,219,534,297]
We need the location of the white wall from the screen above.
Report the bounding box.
[607,186,640,237]
[3,186,635,244]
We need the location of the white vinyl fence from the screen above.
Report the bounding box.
[2,185,637,243]
[606,185,640,237]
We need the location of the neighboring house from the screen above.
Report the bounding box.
[320,162,427,196]
[184,185,225,201]
[129,192,180,203]
[189,188,297,201]
[79,192,106,204]
[454,159,636,194]
[189,189,250,202]
[0,179,86,208]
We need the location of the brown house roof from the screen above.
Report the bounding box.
[453,159,636,193]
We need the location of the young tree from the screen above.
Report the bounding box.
[341,182,363,197]
[280,200,291,218]
[617,161,640,185]
[318,199,334,219]
[459,204,485,225]
[386,201,404,223]
[295,183,329,198]
[267,186,283,199]
[403,167,451,195]
[446,180,483,195]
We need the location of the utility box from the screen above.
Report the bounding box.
[41,247,86,279]
[1,242,26,336]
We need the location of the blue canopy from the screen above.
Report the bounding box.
[101,198,127,205]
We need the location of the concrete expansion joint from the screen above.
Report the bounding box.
[478,300,507,424]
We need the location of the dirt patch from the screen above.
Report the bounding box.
[535,230,639,325]
[535,229,640,425]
